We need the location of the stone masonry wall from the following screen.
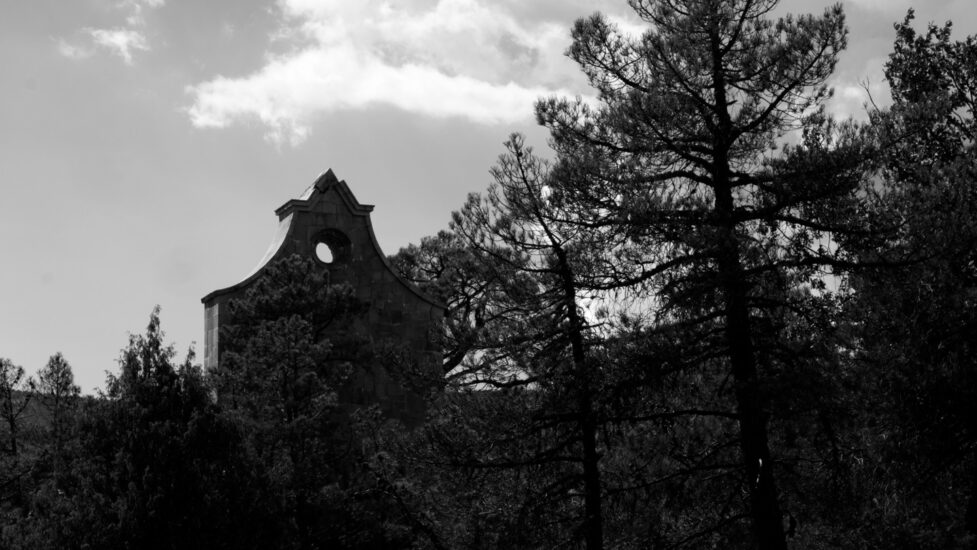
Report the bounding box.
[202,170,445,425]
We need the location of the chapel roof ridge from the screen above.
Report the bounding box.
[277,168,374,220]
[313,168,339,191]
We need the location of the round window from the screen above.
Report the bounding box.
[312,228,350,265]
[315,242,334,264]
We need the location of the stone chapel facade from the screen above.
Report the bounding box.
[201,170,445,424]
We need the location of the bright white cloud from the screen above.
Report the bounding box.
[187,0,591,145]
[605,14,648,39]
[89,28,149,65]
[58,0,163,65]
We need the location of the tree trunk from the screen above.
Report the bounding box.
[722,262,787,550]
[708,19,787,547]
[557,246,604,550]
[715,177,787,550]
[579,394,603,550]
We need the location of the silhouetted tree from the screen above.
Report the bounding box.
[35,353,79,485]
[216,254,412,549]
[534,1,868,547]
[843,11,977,547]
[40,308,269,550]
[0,357,35,512]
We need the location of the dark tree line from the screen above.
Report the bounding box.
[0,261,415,550]
[2,2,976,548]
[387,2,977,549]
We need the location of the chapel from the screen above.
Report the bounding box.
[201,169,445,423]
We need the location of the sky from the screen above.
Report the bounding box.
[2,0,975,393]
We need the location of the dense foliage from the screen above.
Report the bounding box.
[2,2,975,548]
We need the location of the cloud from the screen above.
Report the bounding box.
[187,43,563,145]
[57,0,163,65]
[88,28,149,65]
[186,0,590,145]
[827,79,890,120]
[120,0,166,26]
[56,38,93,60]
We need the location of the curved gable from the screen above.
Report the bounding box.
[202,169,444,310]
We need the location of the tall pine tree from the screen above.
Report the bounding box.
[536,1,866,547]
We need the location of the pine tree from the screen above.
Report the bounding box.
[535,1,865,547]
